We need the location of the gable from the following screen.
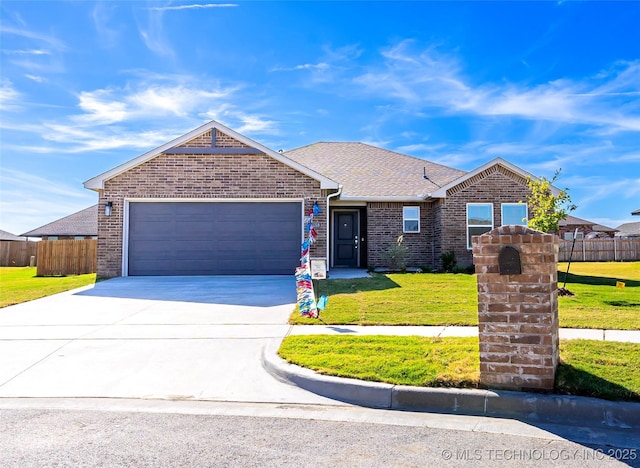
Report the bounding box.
[84,120,338,191]
[430,158,559,199]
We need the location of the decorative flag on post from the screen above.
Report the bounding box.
[296,201,323,318]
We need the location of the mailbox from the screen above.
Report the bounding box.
[498,245,521,275]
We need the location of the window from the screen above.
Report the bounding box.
[501,203,528,226]
[467,203,493,248]
[74,236,85,240]
[564,231,584,240]
[403,206,420,233]
[47,236,58,240]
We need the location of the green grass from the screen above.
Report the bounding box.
[290,262,640,330]
[0,267,96,308]
[292,273,478,325]
[279,335,640,402]
[558,262,640,329]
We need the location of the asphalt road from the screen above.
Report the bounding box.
[1,403,638,468]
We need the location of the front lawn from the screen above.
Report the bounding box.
[279,336,640,402]
[289,262,640,330]
[0,267,96,308]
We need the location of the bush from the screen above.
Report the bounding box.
[384,235,409,271]
[441,250,457,272]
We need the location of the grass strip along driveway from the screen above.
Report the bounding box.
[0,267,96,308]
[290,262,640,330]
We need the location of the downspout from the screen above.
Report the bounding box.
[326,185,343,271]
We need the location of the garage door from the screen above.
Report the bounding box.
[127,202,301,276]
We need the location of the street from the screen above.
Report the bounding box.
[1,400,637,467]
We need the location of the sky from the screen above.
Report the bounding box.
[1,1,639,236]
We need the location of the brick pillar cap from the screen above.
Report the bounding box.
[484,225,546,236]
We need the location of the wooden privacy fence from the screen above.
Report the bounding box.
[0,241,38,267]
[37,240,97,276]
[559,238,640,262]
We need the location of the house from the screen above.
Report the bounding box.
[0,229,26,242]
[557,215,617,240]
[0,229,37,267]
[633,209,640,216]
[84,120,541,278]
[21,205,98,240]
[615,222,640,238]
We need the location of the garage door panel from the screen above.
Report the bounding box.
[128,202,301,276]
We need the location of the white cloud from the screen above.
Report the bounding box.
[352,41,640,133]
[25,74,46,83]
[147,3,238,11]
[70,82,238,127]
[270,62,330,72]
[0,25,67,52]
[0,80,21,110]
[2,49,52,55]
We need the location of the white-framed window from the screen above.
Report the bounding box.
[403,206,420,233]
[501,203,528,226]
[467,203,493,248]
[48,236,58,240]
[564,231,584,240]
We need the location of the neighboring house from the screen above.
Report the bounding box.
[21,205,98,240]
[0,229,37,267]
[632,209,640,216]
[0,229,26,241]
[84,120,544,278]
[557,215,617,240]
[615,222,640,238]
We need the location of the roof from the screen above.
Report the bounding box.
[84,120,339,191]
[284,142,465,200]
[21,205,98,237]
[633,209,640,216]
[0,229,26,241]
[615,221,640,237]
[559,215,616,232]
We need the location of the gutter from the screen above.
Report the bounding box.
[326,185,343,270]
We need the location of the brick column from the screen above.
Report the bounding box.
[472,225,559,391]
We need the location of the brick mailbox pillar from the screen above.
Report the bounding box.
[472,225,559,391]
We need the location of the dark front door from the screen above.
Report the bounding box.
[333,211,359,267]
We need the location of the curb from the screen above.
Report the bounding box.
[262,341,640,431]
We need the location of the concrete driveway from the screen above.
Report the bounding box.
[0,276,340,405]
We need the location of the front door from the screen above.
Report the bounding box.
[333,211,359,267]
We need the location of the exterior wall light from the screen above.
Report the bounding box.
[105,201,113,217]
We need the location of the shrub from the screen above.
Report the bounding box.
[441,250,457,272]
[384,235,409,271]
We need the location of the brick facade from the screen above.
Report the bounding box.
[440,166,531,268]
[472,225,559,391]
[97,131,325,277]
[366,201,435,269]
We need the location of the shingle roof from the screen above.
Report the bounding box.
[0,229,26,241]
[284,142,465,199]
[21,205,98,237]
[559,215,616,232]
[615,221,640,237]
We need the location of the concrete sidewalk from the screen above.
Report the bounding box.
[288,324,640,343]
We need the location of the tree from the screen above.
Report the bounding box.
[526,169,577,233]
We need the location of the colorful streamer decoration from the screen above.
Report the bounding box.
[296,202,323,318]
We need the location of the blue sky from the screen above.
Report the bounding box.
[1,1,639,235]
